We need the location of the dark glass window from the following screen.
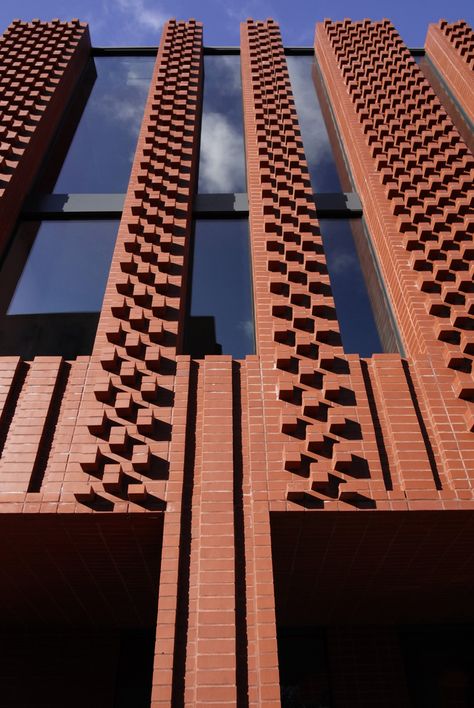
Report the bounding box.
[185,218,254,359]
[401,625,474,708]
[319,219,400,357]
[198,55,246,194]
[40,56,154,194]
[277,628,332,707]
[5,220,118,314]
[287,55,343,192]
[0,220,118,359]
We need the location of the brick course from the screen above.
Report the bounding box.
[0,19,90,253]
[425,20,474,124]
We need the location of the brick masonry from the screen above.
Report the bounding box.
[425,20,474,124]
[0,15,472,707]
[0,19,90,253]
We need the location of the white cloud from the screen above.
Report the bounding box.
[238,319,255,340]
[97,93,145,130]
[199,112,245,192]
[94,64,150,137]
[85,0,168,43]
[224,0,278,23]
[216,55,242,93]
[329,251,357,275]
[286,56,333,168]
[117,0,167,31]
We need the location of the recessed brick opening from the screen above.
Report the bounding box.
[0,515,163,707]
[271,511,474,707]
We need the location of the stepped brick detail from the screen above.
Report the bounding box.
[316,19,473,405]
[426,20,474,123]
[0,19,89,252]
[241,19,374,512]
[68,19,203,512]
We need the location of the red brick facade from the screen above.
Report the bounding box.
[425,20,474,124]
[0,19,90,253]
[0,16,472,707]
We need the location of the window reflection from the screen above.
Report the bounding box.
[43,57,154,193]
[198,56,246,193]
[4,221,118,314]
[319,219,400,357]
[287,55,344,192]
[185,219,254,359]
[0,220,118,358]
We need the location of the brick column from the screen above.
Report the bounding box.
[0,19,90,253]
[314,20,474,503]
[315,20,473,376]
[425,20,474,124]
[240,19,399,516]
[184,357,238,705]
[67,19,203,510]
[50,19,203,704]
[0,19,91,507]
[0,357,65,494]
[241,357,281,706]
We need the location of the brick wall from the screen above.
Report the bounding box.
[425,20,474,123]
[0,19,90,254]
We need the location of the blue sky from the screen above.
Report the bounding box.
[0,0,473,47]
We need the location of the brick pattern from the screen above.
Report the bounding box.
[0,357,63,494]
[0,357,93,513]
[0,19,90,252]
[65,19,202,511]
[426,20,474,123]
[184,357,237,705]
[242,20,342,367]
[242,357,281,706]
[240,20,447,513]
[316,20,473,399]
[0,358,23,444]
[241,19,374,511]
[410,354,474,500]
[0,17,470,516]
[370,356,442,497]
[152,356,191,705]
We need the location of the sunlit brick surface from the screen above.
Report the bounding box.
[0,19,89,251]
[426,20,474,123]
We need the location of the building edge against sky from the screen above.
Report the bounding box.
[0,14,472,707]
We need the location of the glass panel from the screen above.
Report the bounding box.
[287,55,343,192]
[2,220,118,314]
[48,57,154,193]
[401,625,474,708]
[319,219,389,357]
[277,628,332,707]
[198,55,246,193]
[186,219,254,359]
